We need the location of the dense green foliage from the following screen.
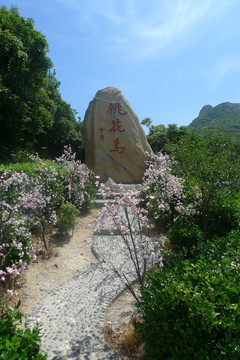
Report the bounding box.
[168,189,240,250]
[142,118,188,153]
[188,102,240,138]
[137,233,240,359]
[0,6,84,161]
[167,129,240,242]
[0,302,47,359]
[137,128,240,359]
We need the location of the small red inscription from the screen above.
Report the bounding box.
[98,127,106,141]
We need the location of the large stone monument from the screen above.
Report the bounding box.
[82,87,152,183]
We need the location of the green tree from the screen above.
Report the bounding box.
[0,6,84,161]
[169,129,240,241]
[143,121,188,153]
[0,6,53,157]
[141,117,152,129]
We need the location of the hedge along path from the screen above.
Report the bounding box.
[19,184,158,360]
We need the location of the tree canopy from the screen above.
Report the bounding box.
[141,118,188,153]
[0,6,84,161]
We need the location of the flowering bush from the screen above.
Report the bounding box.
[0,170,35,284]
[141,152,196,224]
[56,145,97,211]
[20,157,62,250]
[0,146,96,289]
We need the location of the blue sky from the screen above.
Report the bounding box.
[2,0,240,130]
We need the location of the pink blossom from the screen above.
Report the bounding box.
[11,269,20,278]
[6,267,13,274]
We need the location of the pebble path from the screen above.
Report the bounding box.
[26,208,146,359]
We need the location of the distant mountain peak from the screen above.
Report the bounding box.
[199,105,213,116]
[188,102,240,137]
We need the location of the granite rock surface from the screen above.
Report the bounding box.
[82,87,152,183]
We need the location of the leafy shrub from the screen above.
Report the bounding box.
[57,202,79,233]
[0,302,47,359]
[168,129,240,242]
[136,232,240,359]
[167,190,240,251]
[206,190,240,238]
[167,215,203,250]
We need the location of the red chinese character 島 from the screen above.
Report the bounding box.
[110,138,125,154]
[109,119,125,133]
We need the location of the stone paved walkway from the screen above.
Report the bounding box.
[26,215,144,358]
[26,183,152,359]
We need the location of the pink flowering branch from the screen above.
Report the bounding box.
[90,186,162,307]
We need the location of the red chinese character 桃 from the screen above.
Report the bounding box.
[107,103,127,116]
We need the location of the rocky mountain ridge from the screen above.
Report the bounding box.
[188,102,240,136]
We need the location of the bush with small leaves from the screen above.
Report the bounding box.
[167,215,203,250]
[0,302,47,359]
[136,232,240,359]
[57,202,79,234]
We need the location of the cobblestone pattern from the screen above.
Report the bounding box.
[26,234,141,360]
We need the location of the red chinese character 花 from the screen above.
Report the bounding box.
[109,119,125,133]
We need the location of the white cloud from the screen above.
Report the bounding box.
[52,0,238,61]
[120,0,237,60]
